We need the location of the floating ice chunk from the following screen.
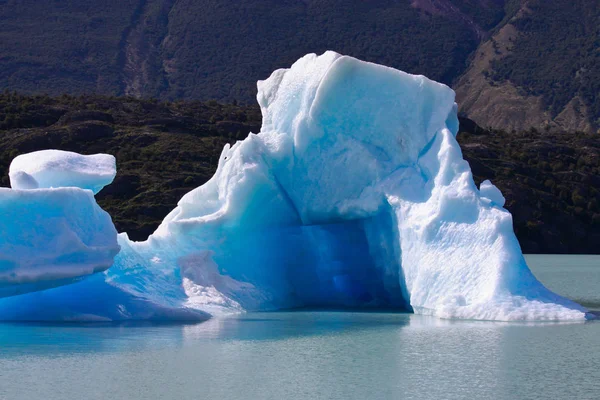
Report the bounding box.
[479,179,506,207]
[10,150,116,194]
[0,187,120,298]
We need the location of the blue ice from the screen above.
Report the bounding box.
[0,52,590,321]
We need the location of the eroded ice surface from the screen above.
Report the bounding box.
[10,150,116,194]
[0,187,120,299]
[0,52,590,321]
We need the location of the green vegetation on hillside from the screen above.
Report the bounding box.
[0,92,598,253]
[450,0,505,29]
[0,0,138,95]
[491,0,600,124]
[160,0,484,102]
[458,126,600,253]
[1,1,598,132]
[0,0,503,103]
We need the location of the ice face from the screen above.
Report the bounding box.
[0,187,120,299]
[10,150,116,194]
[0,52,590,321]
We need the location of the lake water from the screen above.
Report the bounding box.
[1,255,599,400]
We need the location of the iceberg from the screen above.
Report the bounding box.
[0,52,590,321]
[10,150,116,194]
[0,150,119,299]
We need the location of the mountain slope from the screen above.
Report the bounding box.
[0,0,501,102]
[0,1,598,132]
[455,0,600,133]
[0,0,138,95]
[159,0,495,101]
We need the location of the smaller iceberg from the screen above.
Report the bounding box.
[0,150,209,321]
[10,150,116,194]
[0,150,120,298]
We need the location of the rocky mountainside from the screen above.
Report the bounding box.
[0,93,598,253]
[455,0,600,134]
[0,1,597,132]
[1,2,494,101]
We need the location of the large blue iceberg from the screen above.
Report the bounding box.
[0,52,590,321]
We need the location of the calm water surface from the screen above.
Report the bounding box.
[1,255,599,400]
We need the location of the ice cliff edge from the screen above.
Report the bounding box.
[0,52,590,321]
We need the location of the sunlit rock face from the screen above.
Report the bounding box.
[0,52,590,321]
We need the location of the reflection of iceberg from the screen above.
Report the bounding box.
[0,52,590,321]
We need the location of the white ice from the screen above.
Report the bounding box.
[0,52,590,321]
[10,150,116,194]
[479,179,505,207]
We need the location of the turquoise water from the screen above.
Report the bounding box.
[1,255,599,400]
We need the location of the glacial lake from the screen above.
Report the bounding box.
[1,254,599,400]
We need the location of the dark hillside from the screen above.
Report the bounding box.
[458,127,600,254]
[491,0,600,123]
[0,0,503,102]
[455,0,600,134]
[1,1,598,132]
[159,0,484,102]
[0,93,598,253]
[0,0,138,95]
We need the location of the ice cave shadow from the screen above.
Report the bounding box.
[207,207,413,313]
